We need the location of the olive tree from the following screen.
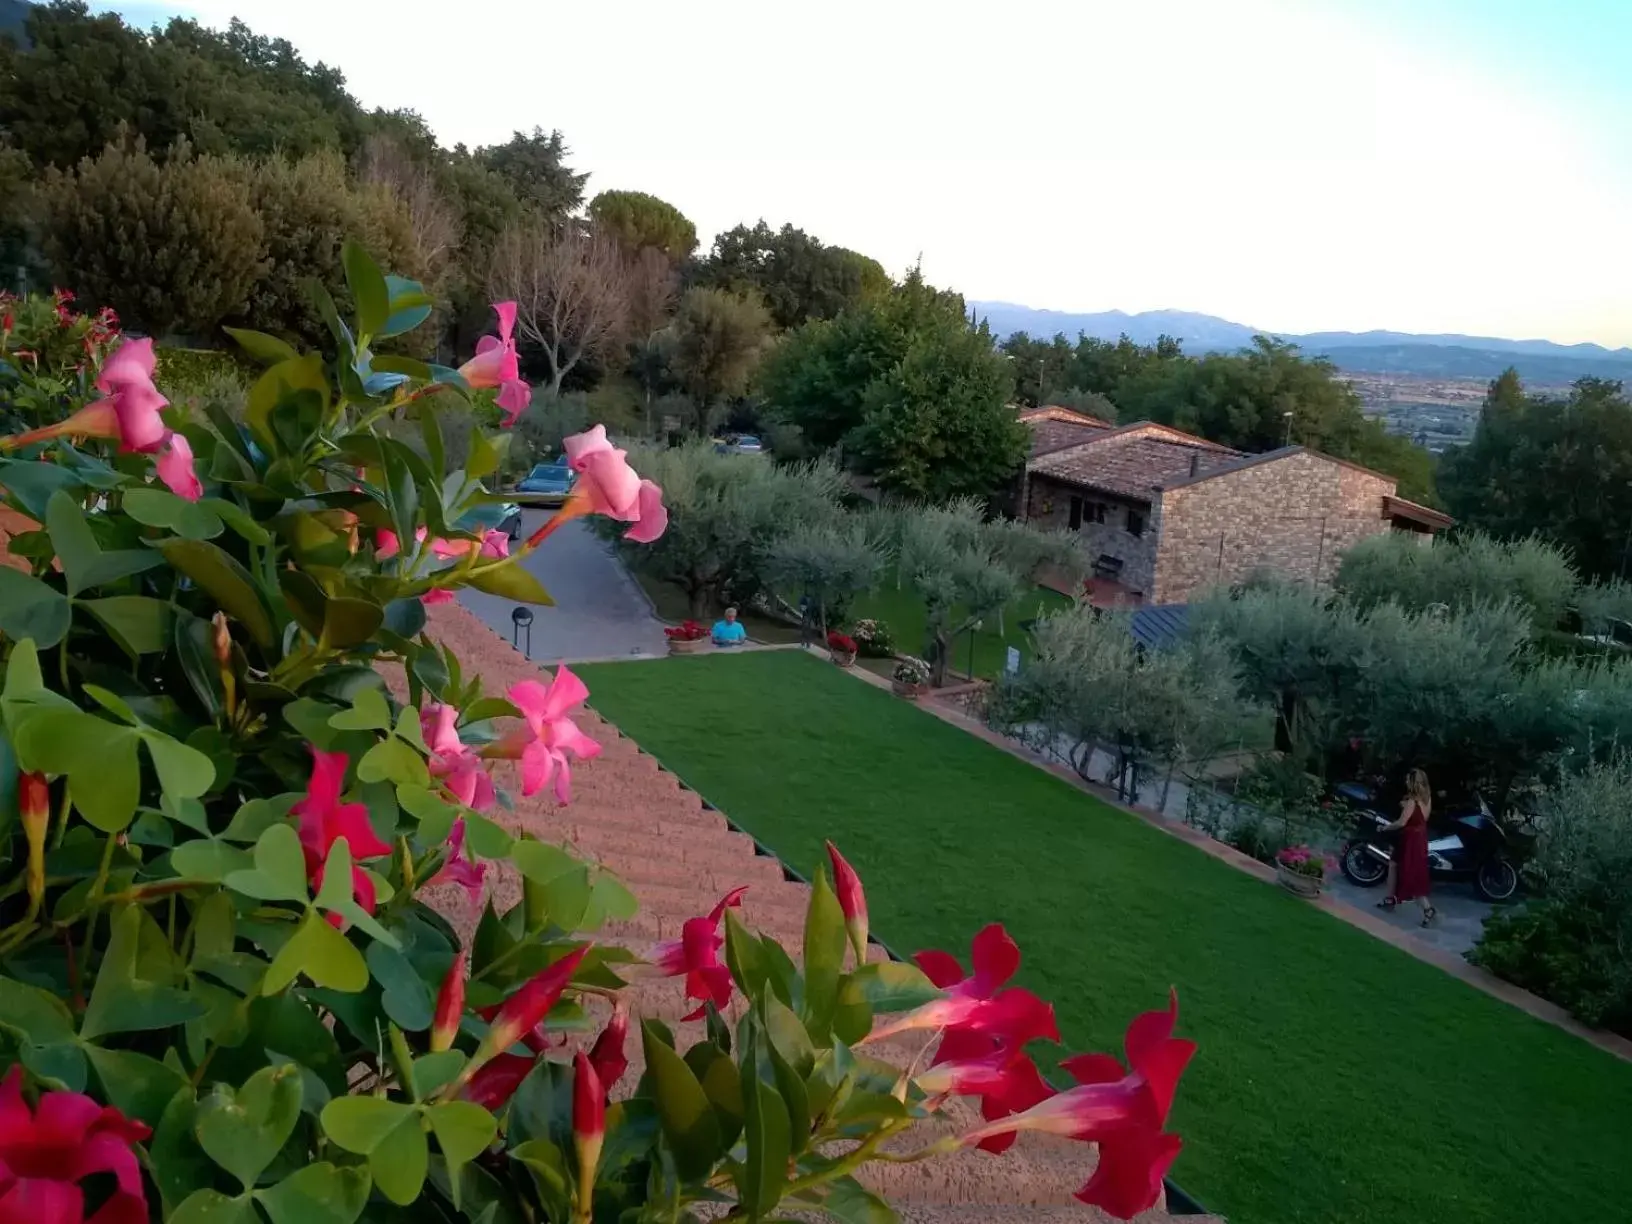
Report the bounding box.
[765,519,888,638]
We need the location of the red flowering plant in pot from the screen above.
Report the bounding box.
[827,630,858,667]
[1274,844,1339,898]
[0,243,1193,1223]
[664,619,708,653]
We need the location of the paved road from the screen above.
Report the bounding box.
[458,509,668,663]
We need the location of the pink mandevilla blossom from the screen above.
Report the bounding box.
[460,301,531,425]
[524,425,667,549]
[650,887,748,1020]
[488,669,602,802]
[156,433,203,502]
[291,747,392,920]
[431,819,488,908]
[421,703,496,812]
[0,1065,152,1224]
[958,992,1196,1220]
[96,336,169,453]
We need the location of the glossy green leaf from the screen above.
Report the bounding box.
[144,729,217,798]
[255,1162,371,1224]
[427,1099,497,1169]
[169,1189,258,1224]
[196,1062,304,1190]
[330,687,392,731]
[324,596,383,649]
[641,1020,722,1181]
[510,1138,571,1224]
[370,1112,429,1205]
[245,354,329,454]
[818,1176,900,1224]
[0,456,82,518]
[84,596,174,656]
[203,498,271,545]
[378,439,420,558]
[343,239,390,338]
[0,566,71,647]
[837,961,942,1013]
[724,909,770,999]
[173,611,225,719]
[171,838,250,884]
[740,1029,792,1219]
[684,1042,745,1149]
[366,941,434,1032]
[225,823,308,902]
[763,995,816,1078]
[45,488,99,594]
[221,796,295,843]
[802,868,847,1042]
[223,326,299,367]
[357,736,428,786]
[82,905,204,1040]
[156,539,274,647]
[320,1095,415,1153]
[464,559,554,605]
[264,910,367,995]
[805,1041,855,1124]
[86,1044,189,1128]
[122,486,224,539]
[380,276,434,339]
[150,1087,216,1214]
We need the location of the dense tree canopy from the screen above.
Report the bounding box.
[696,221,890,330]
[475,127,588,224]
[1441,372,1632,579]
[589,190,697,262]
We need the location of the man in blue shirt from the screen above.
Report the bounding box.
[711,606,747,646]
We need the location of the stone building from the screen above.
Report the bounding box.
[1021,419,1450,605]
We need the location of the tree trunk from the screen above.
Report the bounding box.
[929,631,949,687]
[1275,692,1297,754]
[1160,761,1179,815]
[686,580,708,620]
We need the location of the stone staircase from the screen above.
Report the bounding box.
[408,603,1224,1223]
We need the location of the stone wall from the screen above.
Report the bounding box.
[1151,451,1395,604]
[1025,475,1158,595]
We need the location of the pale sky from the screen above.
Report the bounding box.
[99,0,1632,346]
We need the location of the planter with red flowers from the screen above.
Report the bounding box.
[0,246,1196,1224]
[665,619,709,654]
[1275,844,1338,898]
[827,629,858,667]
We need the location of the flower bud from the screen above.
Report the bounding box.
[210,611,231,668]
[572,1050,604,1220]
[587,1000,629,1093]
[21,772,49,908]
[826,841,869,964]
[457,945,589,1090]
[431,956,466,1053]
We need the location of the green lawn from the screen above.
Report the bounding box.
[578,652,1632,1224]
[846,575,1074,678]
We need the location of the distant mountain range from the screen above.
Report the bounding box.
[971,304,1632,385]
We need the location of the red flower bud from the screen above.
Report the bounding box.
[826,841,869,963]
[461,1053,534,1111]
[21,772,49,908]
[572,1050,604,1215]
[587,1000,629,1093]
[462,945,590,1086]
[431,956,466,1053]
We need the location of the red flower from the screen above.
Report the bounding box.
[291,747,392,921]
[869,924,1058,1052]
[461,1054,535,1112]
[650,887,747,1020]
[825,841,869,964]
[664,620,707,642]
[826,631,857,653]
[0,1066,151,1224]
[465,946,591,1082]
[587,1001,630,1094]
[958,992,1195,1221]
[431,957,466,1054]
[914,923,1020,1000]
[914,1043,1054,1152]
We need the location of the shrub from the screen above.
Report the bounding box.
[852,617,895,657]
[827,630,857,654]
[152,344,252,395]
[40,138,265,338]
[893,655,931,685]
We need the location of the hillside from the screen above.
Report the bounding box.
[0,0,30,46]
[973,302,1632,383]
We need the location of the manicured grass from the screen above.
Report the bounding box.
[846,576,1073,678]
[578,651,1632,1224]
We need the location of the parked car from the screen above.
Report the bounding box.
[514,461,576,505]
[734,434,764,454]
[456,499,523,540]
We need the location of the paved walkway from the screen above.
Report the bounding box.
[458,509,668,662]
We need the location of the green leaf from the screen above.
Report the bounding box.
[0,456,83,518]
[371,1112,430,1205]
[195,1062,304,1190]
[762,995,816,1078]
[122,486,224,540]
[144,729,217,798]
[82,905,204,1040]
[324,596,383,650]
[221,796,295,843]
[0,566,71,647]
[357,736,428,787]
[255,1162,371,1224]
[223,326,300,366]
[803,868,847,1042]
[264,910,367,994]
[724,909,770,999]
[321,1095,416,1152]
[0,976,85,1090]
[225,823,309,902]
[740,1029,792,1220]
[86,1045,189,1128]
[171,837,251,883]
[12,708,141,831]
[204,498,271,545]
[330,687,391,731]
[378,439,420,557]
[151,1087,217,1213]
[642,1021,722,1180]
[762,1004,811,1157]
[465,429,507,481]
[818,1176,900,1224]
[684,1042,744,1149]
[84,596,174,656]
[380,276,434,339]
[169,1189,258,1224]
[837,961,942,1013]
[157,539,275,648]
[245,354,329,454]
[427,1100,497,1169]
[510,1139,571,1224]
[366,941,434,1032]
[582,871,638,930]
[397,783,456,845]
[343,240,390,338]
[45,488,99,595]
[464,560,554,605]
[413,1050,466,1100]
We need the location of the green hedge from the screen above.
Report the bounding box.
[153,345,253,395]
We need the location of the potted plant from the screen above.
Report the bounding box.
[1275,844,1338,898]
[893,655,932,697]
[853,617,895,657]
[827,629,858,666]
[665,619,709,654]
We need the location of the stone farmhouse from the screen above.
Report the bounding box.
[1016,406,1451,605]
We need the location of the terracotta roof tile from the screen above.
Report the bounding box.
[1030,433,1240,499]
[1026,418,1109,457]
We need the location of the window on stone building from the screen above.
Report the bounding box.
[1086,502,1106,524]
[1127,508,1145,537]
[1068,497,1083,530]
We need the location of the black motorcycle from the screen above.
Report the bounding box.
[1332,781,1522,902]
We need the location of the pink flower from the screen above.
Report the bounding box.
[0,1066,152,1224]
[487,669,602,802]
[497,379,530,427]
[377,526,428,560]
[958,993,1195,1221]
[915,924,1021,1000]
[291,746,392,919]
[460,301,531,425]
[826,841,869,963]
[587,1001,630,1094]
[523,425,667,549]
[432,530,510,561]
[431,818,488,907]
[155,433,202,502]
[96,337,169,453]
[422,590,456,606]
[422,703,496,812]
[650,887,748,1021]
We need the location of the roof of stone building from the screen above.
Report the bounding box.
[1018,406,1115,458]
[1029,423,1241,500]
[402,601,1221,1224]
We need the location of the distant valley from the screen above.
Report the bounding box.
[972,303,1632,385]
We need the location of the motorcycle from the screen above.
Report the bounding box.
[1332,781,1522,902]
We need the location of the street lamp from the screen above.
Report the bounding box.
[1282,411,1295,447]
[511,606,534,658]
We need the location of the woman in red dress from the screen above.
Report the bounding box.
[1378,768,1436,926]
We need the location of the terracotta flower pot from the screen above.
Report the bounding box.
[1275,861,1325,898]
[830,649,857,668]
[667,637,707,655]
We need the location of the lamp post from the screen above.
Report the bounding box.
[511,606,534,658]
[1283,411,1295,447]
